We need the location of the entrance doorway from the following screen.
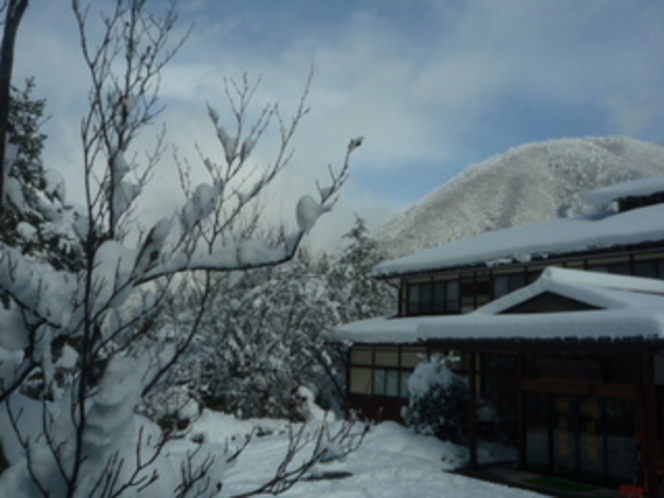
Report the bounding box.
[525,392,636,486]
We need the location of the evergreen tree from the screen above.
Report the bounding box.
[331,215,396,323]
[0,79,82,270]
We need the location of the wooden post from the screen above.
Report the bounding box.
[642,353,658,497]
[468,350,479,469]
[517,352,526,470]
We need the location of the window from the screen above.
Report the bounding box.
[407,283,422,314]
[385,370,400,397]
[372,369,385,395]
[406,280,459,315]
[606,262,631,275]
[375,348,399,367]
[349,368,372,394]
[350,347,372,365]
[372,368,406,398]
[460,274,491,309]
[587,258,630,276]
[493,273,526,298]
[633,259,664,279]
[348,345,425,399]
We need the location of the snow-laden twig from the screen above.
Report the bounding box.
[0,3,362,497]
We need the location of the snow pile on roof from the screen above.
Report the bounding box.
[335,268,664,344]
[585,174,664,206]
[373,203,664,277]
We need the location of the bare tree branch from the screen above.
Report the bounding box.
[0,1,363,496]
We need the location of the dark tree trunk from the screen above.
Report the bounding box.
[0,0,29,212]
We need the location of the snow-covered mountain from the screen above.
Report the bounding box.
[375,136,664,258]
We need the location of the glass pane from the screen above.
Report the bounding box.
[553,395,577,476]
[385,370,399,397]
[579,397,604,480]
[447,280,459,298]
[350,348,372,365]
[605,398,636,482]
[607,263,630,276]
[375,348,399,367]
[445,280,460,312]
[420,282,433,314]
[407,284,420,314]
[432,281,446,313]
[633,261,656,278]
[349,368,372,394]
[526,270,541,283]
[476,278,490,296]
[401,349,425,368]
[509,273,526,291]
[373,369,385,395]
[526,392,550,470]
[493,275,509,298]
[400,372,410,398]
[483,374,517,444]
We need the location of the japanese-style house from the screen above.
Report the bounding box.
[334,174,664,495]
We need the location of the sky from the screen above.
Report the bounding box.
[11,0,664,252]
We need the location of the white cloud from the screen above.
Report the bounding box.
[8,0,664,252]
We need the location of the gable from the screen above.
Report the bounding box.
[499,291,599,314]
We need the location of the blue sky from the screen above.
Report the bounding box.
[12,0,664,249]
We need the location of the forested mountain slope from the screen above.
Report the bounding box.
[376,137,664,257]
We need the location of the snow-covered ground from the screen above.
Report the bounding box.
[187,411,545,498]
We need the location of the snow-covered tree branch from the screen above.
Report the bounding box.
[0,0,363,496]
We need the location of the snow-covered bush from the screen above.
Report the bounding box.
[163,217,396,421]
[402,355,469,443]
[159,253,343,421]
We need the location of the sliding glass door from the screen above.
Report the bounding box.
[525,392,636,485]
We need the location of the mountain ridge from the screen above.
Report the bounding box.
[375,136,664,258]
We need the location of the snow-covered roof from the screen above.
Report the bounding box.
[585,174,664,206]
[335,268,664,344]
[477,266,664,314]
[336,308,664,344]
[372,203,664,278]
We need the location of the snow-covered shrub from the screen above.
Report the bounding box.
[165,217,396,422]
[163,253,345,421]
[139,383,202,436]
[293,386,337,423]
[402,355,469,443]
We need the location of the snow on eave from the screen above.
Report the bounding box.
[333,269,664,345]
[332,315,439,345]
[417,307,664,342]
[585,174,664,206]
[476,267,664,315]
[333,307,664,345]
[372,203,664,278]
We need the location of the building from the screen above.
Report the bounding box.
[334,174,664,495]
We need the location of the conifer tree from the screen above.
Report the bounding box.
[0,80,82,270]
